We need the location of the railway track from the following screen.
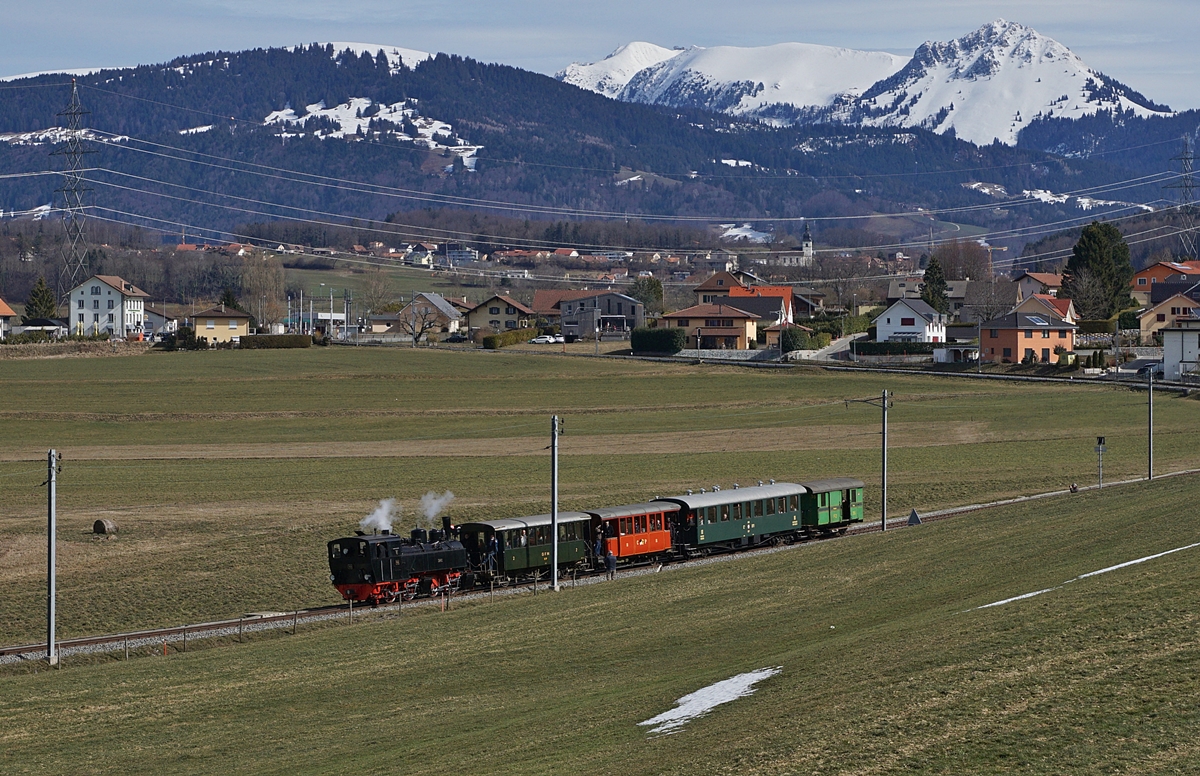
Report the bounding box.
[6,466,1198,665]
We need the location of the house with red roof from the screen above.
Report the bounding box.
[692,271,746,305]
[0,296,17,339]
[1130,261,1200,305]
[68,275,150,338]
[1014,293,1077,324]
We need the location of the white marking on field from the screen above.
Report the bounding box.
[639,666,781,735]
[970,540,1200,611]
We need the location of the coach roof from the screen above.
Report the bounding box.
[586,502,681,520]
[656,482,808,511]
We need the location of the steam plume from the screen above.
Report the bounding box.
[359,498,397,533]
[420,490,455,525]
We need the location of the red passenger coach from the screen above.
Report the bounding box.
[586,502,679,563]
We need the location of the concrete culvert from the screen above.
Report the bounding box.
[93,519,118,536]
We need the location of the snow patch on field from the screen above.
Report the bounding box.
[971,540,1200,611]
[639,666,781,735]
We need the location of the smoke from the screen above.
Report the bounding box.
[359,497,397,534]
[419,490,455,525]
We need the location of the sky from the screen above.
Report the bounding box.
[4,1,1197,110]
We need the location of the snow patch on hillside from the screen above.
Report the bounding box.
[263,97,480,169]
[323,42,432,72]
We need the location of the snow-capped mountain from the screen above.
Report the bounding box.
[556,42,681,99]
[839,20,1172,145]
[559,42,906,119]
[557,20,1173,145]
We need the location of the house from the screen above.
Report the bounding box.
[1139,293,1200,341]
[1014,293,1076,325]
[694,249,739,273]
[762,322,814,350]
[692,271,747,305]
[661,303,759,350]
[0,297,16,339]
[792,287,826,318]
[1130,261,1200,305]
[1012,271,1063,300]
[443,243,479,264]
[710,294,788,331]
[977,312,1076,364]
[1148,279,1200,307]
[727,285,794,323]
[144,306,178,337]
[390,292,464,337]
[872,299,948,343]
[560,292,645,339]
[888,278,971,319]
[15,318,68,338]
[1162,317,1200,380]
[553,248,580,259]
[466,295,534,332]
[189,304,252,344]
[531,289,601,322]
[68,275,150,338]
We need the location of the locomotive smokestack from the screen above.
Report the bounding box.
[442,515,451,538]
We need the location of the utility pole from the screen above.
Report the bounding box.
[53,80,96,301]
[846,390,892,531]
[1148,370,1154,481]
[46,449,59,666]
[1096,436,1107,488]
[550,415,562,592]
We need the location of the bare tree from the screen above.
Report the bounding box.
[966,278,1015,323]
[241,254,285,328]
[360,267,397,313]
[398,297,444,346]
[933,239,991,280]
[1066,267,1110,320]
[816,255,870,309]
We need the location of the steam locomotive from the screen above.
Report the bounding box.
[328,477,864,604]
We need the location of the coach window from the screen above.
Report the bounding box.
[765,498,776,516]
[705,506,715,524]
[790,494,799,510]
[619,517,632,535]
[650,514,663,531]
[720,504,730,522]
[634,515,646,533]
[754,500,764,517]
[779,497,788,512]
[732,502,742,520]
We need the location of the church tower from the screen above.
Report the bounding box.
[801,222,814,266]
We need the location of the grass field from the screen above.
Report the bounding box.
[3,475,1199,774]
[2,347,1199,648]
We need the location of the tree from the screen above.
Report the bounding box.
[932,239,991,280]
[1060,221,1133,319]
[920,257,950,314]
[360,267,397,313]
[218,287,243,311]
[628,276,664,314]
[966,277,1013,323]
[398,295,444,346]
[23,276,57,321]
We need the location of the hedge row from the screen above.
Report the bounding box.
[631,326,687,353]
[482,328,539,350]
[239,334,313,349]
[853,341,939,355]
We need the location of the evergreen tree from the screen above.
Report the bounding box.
[23,276,57,321]
[1060,221,1133,319]
[218,287,243,310]
[920,257,950,314]
[628,276,664,313]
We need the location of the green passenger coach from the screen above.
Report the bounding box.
[654,481,809,551]
[458,512,591,579]
[797,478,865,532]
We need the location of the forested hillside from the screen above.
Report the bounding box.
[0,44,1174,251]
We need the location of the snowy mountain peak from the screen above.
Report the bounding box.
[850,19,1172,145]
[555,42,682,98]
[557,20,1172,146]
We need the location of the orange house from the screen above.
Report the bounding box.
[979,312,1076,364]
[1130,261,1200,304]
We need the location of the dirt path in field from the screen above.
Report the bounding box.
[1,421,986,462]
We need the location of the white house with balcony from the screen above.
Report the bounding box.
[69,275,150,338]
[873,298,947,343]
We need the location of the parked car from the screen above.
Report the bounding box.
[529,335,555,344]
[443,333,468,343]
[553,334,565,343]
[1136,363,1164,378]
